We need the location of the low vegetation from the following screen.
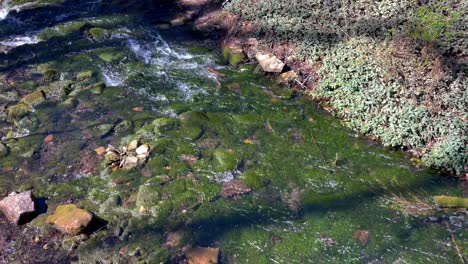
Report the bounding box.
[223,0,467,175]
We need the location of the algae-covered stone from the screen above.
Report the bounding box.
[105,151,120,163]
[213,148,238,172]
[0,91,19,103]
[43,69,60,82]
[88,27,109,41]
[180,125,203,140]
[7,103,32,120]
[114,120,133,134]
[98,51,126,62]
[136,183,160,210]
[179,111,209,126]
[90,82,106,95]
[153,117,179,135]
[93,123,114,137]
[0,142,9,157]
[20,90,46,107]
[46,204,93,235]
[223,41,245,66]
[76,70,95,80]
[434,195,468,208]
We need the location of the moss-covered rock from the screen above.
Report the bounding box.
[213,148,238,172]
[97,50,126,62]
[43,69,60,82]
[46,204,93,235]
[0,142,9,157]
[7,103,32,120]
[20,90,46,107]
[76,70,95,80]
[223,42,245,66]
[93,123,114,137]
[153,117,179,135]
[88,27,109,41]
[434,195,468,208]
[90,82,106,95]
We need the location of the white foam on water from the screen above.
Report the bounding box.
[101,68,125,86]
[0,8,9,20]
[176,81,206,100]
[128,39,153,64]
[0,35,40,47]
[0,1,36,21]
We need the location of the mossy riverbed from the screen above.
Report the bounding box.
[0,1,466,263]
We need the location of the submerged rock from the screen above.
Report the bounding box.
[76,70,95,80]
[0,191,36,225]
[255,52,284,73]
[353,229,371,245]
[93,123,114,137]
[46,204,93,235]
[185,247,219,264]
[213,148,238,172]
[434,195,468,208]
[43,69,60,82]
[221,179,251,198]
[7,103,32,120]
[20,90,46,107]
[0,142,9,157]
[223,40,245,66]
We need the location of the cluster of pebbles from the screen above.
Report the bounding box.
[104,140,151,170]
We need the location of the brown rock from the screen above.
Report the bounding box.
[95,146,106,155]
[186,247,219,264]
[255,52,285,73]
[46,204,93,235]
[221,179,251,198]
[0,191,36,225]
[43,134,54,143]
[277,71,298,84]
[353,229,371,245]
[165,231,183,248]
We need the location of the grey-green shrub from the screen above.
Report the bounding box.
[223,0,467,174]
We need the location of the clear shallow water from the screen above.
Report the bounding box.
[0,2,466,263]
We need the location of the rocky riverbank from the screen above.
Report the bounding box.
[172,0,467,177]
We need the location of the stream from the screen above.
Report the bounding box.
[0,1,466,263]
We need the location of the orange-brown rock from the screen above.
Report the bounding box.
[46,204,93,235]
[185,247,219,264]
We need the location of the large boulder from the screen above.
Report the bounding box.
[46,204,93,235]
[255,52,285,73]
[0,191,36,225]
[185,247,219,264]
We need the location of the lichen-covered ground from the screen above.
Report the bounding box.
[0,1,466,263]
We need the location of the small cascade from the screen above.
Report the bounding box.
[0,0,11,20]
[0,34,40,48]
[101,68,125,86]
[128,38,152,64]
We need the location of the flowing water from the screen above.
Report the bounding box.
[0,1,466,263]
